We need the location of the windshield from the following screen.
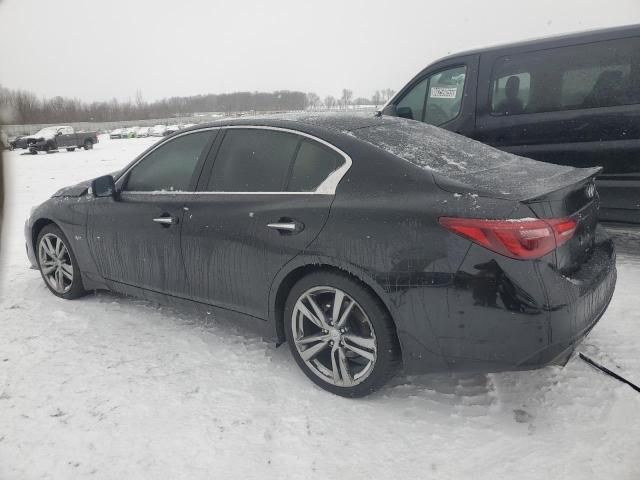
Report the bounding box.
[33,127,58,137]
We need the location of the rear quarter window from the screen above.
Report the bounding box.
[287,140,343,192]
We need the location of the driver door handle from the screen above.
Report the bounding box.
[267,219,304,234]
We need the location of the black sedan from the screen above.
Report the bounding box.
[25,114,617,397]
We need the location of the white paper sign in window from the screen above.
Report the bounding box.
[430,87,458,99]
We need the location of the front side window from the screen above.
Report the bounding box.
[491,36,640,116]
[395,78,428,122]
[396,66,467,126]
[125,131,212,192]
[287,140,343,192]
[207,129,299,192]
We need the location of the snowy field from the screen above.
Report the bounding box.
[1,136,639,480]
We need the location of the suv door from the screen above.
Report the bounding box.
[383,54,479,135]
[181,127,349,319]
[475,36,640,222]
[87,129,216,295]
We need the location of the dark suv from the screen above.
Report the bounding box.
[381,24,640,224]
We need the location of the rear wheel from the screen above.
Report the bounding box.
[36,224,86,299]
[83,139,93,150]
[284,271,401,397]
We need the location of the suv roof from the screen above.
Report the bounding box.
[435,23,639,61]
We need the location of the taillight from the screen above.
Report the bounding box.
[438,217,577,260]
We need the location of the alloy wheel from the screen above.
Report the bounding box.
[38,233,74,294]
[291,286,377,387]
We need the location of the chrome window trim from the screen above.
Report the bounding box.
[118,125,352,196]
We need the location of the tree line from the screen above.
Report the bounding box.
[0,85,396,125]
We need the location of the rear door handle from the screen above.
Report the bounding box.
[267,220,304,234]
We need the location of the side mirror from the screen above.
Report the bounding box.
[91,175,116,198]
[56,131,63,136]
[396,106,414,120]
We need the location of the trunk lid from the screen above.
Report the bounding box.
[523,172,600,274]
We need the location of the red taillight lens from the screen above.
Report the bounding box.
[439,217,577,259]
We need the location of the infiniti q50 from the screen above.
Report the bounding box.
[25,114,616,397]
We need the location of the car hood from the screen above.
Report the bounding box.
[52,179,91,197]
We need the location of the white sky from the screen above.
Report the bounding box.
[1,0,639,102]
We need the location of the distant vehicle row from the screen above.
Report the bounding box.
[109,124,196,139]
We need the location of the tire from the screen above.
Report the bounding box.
[284,271,401,398]
[29,148,37,155]
[36,224,87,300]
[83,139,93,150]
[66,147,76,152]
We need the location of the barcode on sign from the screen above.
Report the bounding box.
[429,87,457,99]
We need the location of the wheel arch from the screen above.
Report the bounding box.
[31,217,56,252]
[269,259,400,350]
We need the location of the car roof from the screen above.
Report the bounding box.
[430,23,639,61]
[187,111,387,134]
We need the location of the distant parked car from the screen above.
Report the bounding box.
[150,125,166,137]
[119,127,135,139]
[136,126,151,137]
[165,125,181,135]
[21,126,98,153]
[109,128,124,139]
[10,135,29,149]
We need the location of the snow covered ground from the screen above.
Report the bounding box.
[1,136,639,480]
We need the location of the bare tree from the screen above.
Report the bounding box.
[306,92,321,110]
[340,89,353,110]
[383,88,396,102]
[372,90,382,106]
[324,95,337,110]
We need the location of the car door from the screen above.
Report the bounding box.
[181,126,348,319]
[382,54,479,136]
[55,127,71,148]
[87,128,217,296]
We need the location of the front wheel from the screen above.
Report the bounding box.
[36,224,86,299]
[66,147,76,152]
[285,271,401,397]
[83,139,93,150]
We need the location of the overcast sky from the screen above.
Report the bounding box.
[1,0,639,103]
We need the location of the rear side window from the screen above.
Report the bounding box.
[125,131,212,192]
[288,140,343,192]
[491,36,640,115]
[395,66,467,126]
[208,129,299,192]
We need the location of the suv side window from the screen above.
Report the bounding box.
[125,131,212,192]
[396,65,467,126]
[491,36,640,116]
[287,140,344,192]
[207,129,299,192]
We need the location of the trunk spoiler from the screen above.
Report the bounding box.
[433,164,602,203]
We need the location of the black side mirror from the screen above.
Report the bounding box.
[396,106,414,120]
[91,175,116,198]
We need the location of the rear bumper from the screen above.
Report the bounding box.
[399,227,617,375]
